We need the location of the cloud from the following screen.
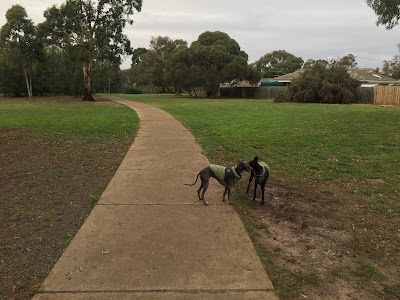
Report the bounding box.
[1,0,399,69]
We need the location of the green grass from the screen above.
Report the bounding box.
[0,97,137,141]
[117,94,400,204]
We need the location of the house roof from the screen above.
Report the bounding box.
[273,69,305,82]
[349,68,399,84]
[271,68,399,85]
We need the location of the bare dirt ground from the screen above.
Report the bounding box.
[237,177,400,299]
[0,101,132,300]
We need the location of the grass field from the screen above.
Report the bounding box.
[118,94,400,299]
[1,94,399,299]
[0,96,138,299]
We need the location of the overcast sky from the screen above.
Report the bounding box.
[1,0,400,69]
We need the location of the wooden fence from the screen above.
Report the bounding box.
[220,86,287,99]
[374,86,400,106]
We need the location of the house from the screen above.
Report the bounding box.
[349,68,399,87]
[264,68,399,87]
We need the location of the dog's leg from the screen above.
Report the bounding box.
[227,185,232,204]
[200,180,209,205]
[197,184,203,200]
[261,183,266,205]
[222,186,228,201]
[253,181,258,201]
[246,171,254,193]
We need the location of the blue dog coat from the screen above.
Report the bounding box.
[210,164,241,185]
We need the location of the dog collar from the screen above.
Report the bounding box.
[232,167,242,180]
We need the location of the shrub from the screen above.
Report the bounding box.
[288,61,359,104]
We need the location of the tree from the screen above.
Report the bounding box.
[337,54,358,68]
[366,0,400,29]
[246,63,262,84]
[288,60,360,104]
[0,5,42,97]
[39,0,142,101]
[164,46,204,95]
[190,31,248,97]
[129,36,187,92]
[131,47,147,65]
[255,50,303,78]
[382,45,400,79]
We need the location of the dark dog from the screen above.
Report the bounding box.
[185,161,250,205]
[246,156,270,205]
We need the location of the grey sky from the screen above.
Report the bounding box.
[1,0,399,69]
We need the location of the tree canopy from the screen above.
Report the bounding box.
[255,50,303,78]
[39,0,142,100]
[190,31,248,96]
[366,0,400,29]
[0,5,42,97]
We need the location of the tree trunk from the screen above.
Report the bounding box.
[83,62,95,101]
[23,66,33,98]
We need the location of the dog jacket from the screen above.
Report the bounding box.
[255,162,270,184]
[210,164,241,185]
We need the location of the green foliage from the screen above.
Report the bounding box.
[382,45,400,79]
[38,0,142,99]
[184,31,248,96]
[366,0,400,29]
[289,61,360,103]
[255,50,303,78]
[0,5,43,97]
[164,46,205,95]
[131,47,147,65]
[129,36,187,92]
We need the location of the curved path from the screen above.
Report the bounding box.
[33,97,278,300]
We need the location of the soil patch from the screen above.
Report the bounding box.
[0,102,133,300]
[236,178,400,299]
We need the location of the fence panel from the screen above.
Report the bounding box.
[374,86,400,106]
[354,87,374,104]
[220,86,288,99]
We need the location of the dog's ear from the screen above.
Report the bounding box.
[254,156,259,162]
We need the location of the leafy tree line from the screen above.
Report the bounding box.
[0,0,142,99]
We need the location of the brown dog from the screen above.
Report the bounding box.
[185,161,250,205]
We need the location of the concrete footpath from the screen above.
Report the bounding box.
[32,98,278,300]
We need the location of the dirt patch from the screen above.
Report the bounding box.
[0,124,132,299]
[237,178,400,299]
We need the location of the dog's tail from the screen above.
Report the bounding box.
[185,173,200,186]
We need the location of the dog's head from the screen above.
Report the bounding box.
[248,156,260,170]
[237,160,251,172]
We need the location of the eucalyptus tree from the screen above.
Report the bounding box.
[190,31,248,97]
[366,0,400,29]
[39,0,142,101]
[0,5,42,97]
[130,36,187,91]
[255,50,303,78]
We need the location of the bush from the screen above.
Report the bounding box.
[273,90,292,103]
[288,62,359,104]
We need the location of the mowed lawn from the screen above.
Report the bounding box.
[118,94,400,299]
[0,97,138,299]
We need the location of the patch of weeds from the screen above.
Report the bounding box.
[369,198,390,214]
[43,208,57,222]
[321,190,335,196]
[384,284,400,298]
[15,257,29,269]
[353,261,385,289]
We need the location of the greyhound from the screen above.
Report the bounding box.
[246,156,270,205]
[185,161,251,205]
